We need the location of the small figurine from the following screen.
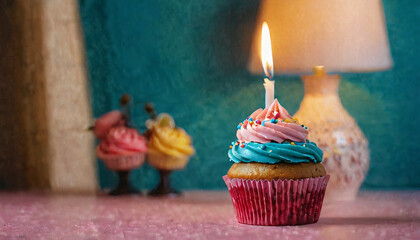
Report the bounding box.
[93,94,148,195]
[145,103,195,196]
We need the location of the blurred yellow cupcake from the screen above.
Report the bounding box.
[146,113,194,170]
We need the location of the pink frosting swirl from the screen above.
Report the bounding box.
[97,126,148,158]
[93,110,125,139]
[237,99,308,143]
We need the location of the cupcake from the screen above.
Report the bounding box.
[223,99,329,226]
[146,113,195,170]
[95,112,148,171]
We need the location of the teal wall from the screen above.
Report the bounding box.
[79,0,420,190]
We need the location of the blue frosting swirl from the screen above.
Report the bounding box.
[228,141,323,164]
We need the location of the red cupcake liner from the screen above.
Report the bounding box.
[223,175,329,226]
[99,153,145,171]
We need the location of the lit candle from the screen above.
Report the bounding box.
[261,22,274,108]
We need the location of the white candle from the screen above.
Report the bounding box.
[264,78,274,108]
[261,22,274,108]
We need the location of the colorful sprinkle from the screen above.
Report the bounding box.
[304,126,308,129]
[293,117,299,122]
[291,142,295,145]
[303,144,306,147]
[229,145,232,149]
[240,144,245,148]
[261,121,265,126]
[261,145,266,150]
[269,150,273,153]
[270,119,278,123]
[301,124,304,127]
[248,118,253,122]
[235,142,239,146]
[256,120,261,124]
[237,125,241,129]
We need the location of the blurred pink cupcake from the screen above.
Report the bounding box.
[94,111,148,171]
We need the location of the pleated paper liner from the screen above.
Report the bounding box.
[223,175,329,226]
[97,147,146,170]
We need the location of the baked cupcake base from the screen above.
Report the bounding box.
[102,154,145,170]
[223,175,329,226]
[97,146,146,171]
[228,162,326,180]
[147,150,189,170]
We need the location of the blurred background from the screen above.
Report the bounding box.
[1,0,419,192]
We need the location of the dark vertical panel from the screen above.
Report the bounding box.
[0,0,50,190]
[0,0,27,189]
[18,0,50,189]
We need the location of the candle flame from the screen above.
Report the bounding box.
[261,22,274,79]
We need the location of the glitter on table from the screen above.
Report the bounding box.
[0,191,419,239]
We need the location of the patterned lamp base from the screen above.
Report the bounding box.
[294,68,369,201]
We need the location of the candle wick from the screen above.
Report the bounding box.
[120,94,133,128]
[145,102,158,120]
[264,65,274,80]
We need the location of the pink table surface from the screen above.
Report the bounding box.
[0,191,419,240]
